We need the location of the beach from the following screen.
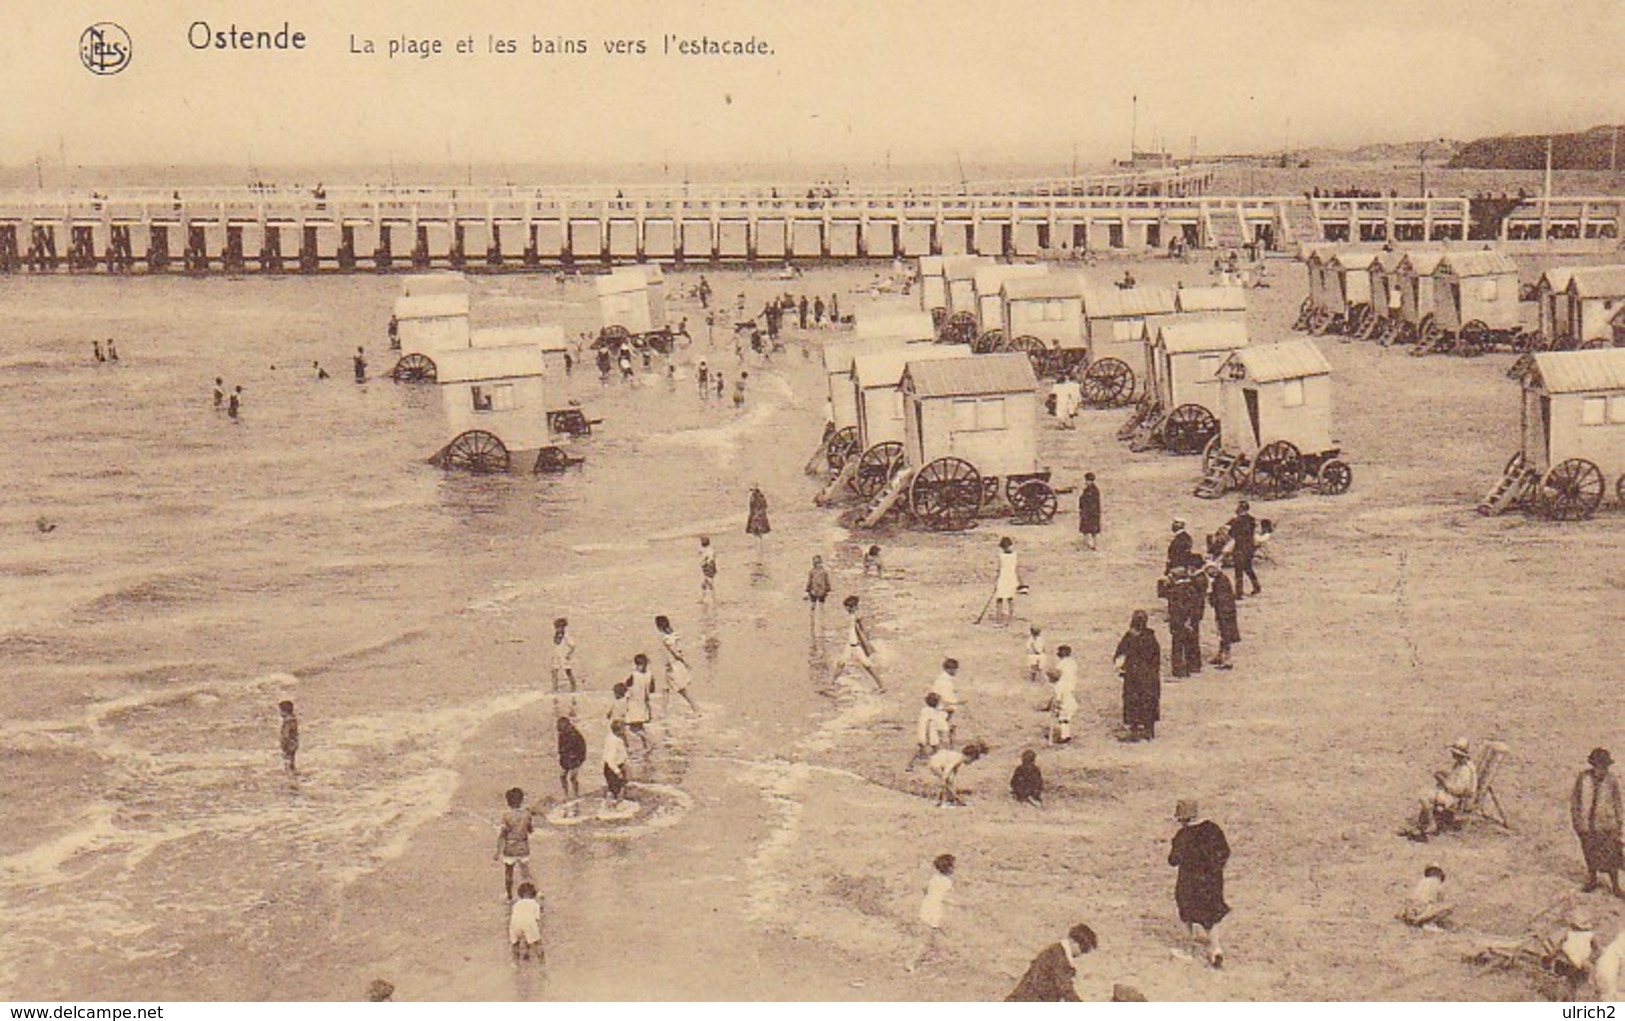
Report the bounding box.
[0,251,1620,1001]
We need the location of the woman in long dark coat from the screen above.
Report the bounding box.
[1113,610,1161,741]
[745,484,770,556]
[1077,472,1100,550]
[1169,799,1230,968]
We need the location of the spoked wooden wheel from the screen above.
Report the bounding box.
[939,311,979,346]
[1008,479,1058,524]
[1293,297,1313,331]
[392,353,437,382]
[1080,357,1134,406]
[826,426,861,472]
[852,442,906,499]
[1163,403,1219,455]
[1535,458,1604,521]
[599,324,632,348]
[1249,440,1303,499]
[1419,314,1442,346]
[909,457,982,530]
[1117,398,1154,441]
[1457,320,1489,357]
[1307,308,1332,335]
[442,430,510,474]
[1394,320,1419,345]
[1007,335,1050,378]
[973,328,1005,354]
[1616,474,1625,505]
[1316,458,1353,495]
[1201,434,1224,475]
[533,446,573,473]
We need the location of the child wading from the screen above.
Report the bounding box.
[602,721,630,806]
[508,882,544,964]
[556,716,587,806]
[550,617,578,691]
[624,655,654,751]
[834,595,884,692]
[655,615,700,714]
[495,787,535,902]
[698,536,717,608]
[805,555,831,634]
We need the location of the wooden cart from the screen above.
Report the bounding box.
[391,292,472,382]
[1131,317,1250,454]
[1478,349,1625,520]
[853,353,1058,529]
[1196,339,1352,500]
[429,345,583,474]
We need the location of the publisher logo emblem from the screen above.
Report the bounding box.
[80,23,132,75]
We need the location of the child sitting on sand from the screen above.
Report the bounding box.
[1011,750,1044,807]
[508,882,544,964]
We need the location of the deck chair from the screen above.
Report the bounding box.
[1453,741,1511,829]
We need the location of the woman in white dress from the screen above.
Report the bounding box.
[993,536,1021,626]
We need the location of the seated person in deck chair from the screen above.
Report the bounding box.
[1409,738,1477,842]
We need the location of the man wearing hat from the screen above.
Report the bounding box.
[1164,564,1202,679]
[1169,799,1230,968]
[1165,519,1193,575]
[1570,747,1623,897]
[1225,500,1261,600]
[1411,738,1477,842]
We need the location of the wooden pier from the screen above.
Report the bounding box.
[0,168,1617,274]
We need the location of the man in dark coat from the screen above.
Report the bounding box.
[798,295,809,330]
[1165,566,1203,678]
[1006,923,1097,1001]
[1077,472,1101,550]
[1226,500,1261,598]
[1169,799,1230,968]
[1205,562,1239,669]
[1114,610,1161,741]
[1165,518,1193,574]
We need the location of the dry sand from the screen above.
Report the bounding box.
[1,247,1620,1002]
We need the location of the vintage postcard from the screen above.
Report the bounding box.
[1,0,1621,1006]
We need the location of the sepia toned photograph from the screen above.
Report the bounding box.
[0,0,1621,1004]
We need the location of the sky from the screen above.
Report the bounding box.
[2,0,1621,172]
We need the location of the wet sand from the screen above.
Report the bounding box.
[0,253,1620,1001]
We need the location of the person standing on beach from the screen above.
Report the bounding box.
[624,655,654,749]
[798,296,809,330]
[745,484,770,557]
[556,717,586,804]
[655,616,700,715]
[228,387,242,421]
[834,595,884,692]
[830,293,840,324]
[698,536,717,607]
[697,360,710,398]
[106,338,119,362]
[733,372,748,410]
[1077,473,1101,550]
[1006,924,1096,1001]
[904,853,955,972]
[1571,747,1623,897]
[1206,562,1239,670]
[1050,645,1078,745]
[908,692,949,772]
[1025,625,1046,684]
[1114,611,1161,742]
[813,295,825,326]
[213,377,225,409]
[550,618,578,692]
[353,346,367,383]
[508,882,544,964]
[991,536,1021,627]
[1169,799,1230,968]
[278,700,299,774]
[602,722,630,807]
[1226,501,1261,599]
[93,340,106,363]
[495,786,535,902]
[805,555,831,634]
